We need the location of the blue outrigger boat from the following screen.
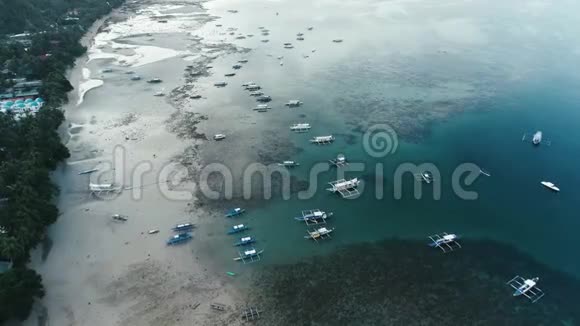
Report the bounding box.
[166,233,192,245]
[172,223,195,232]
[228,224,249,234]
[234,236,256,246]
[225,208,245,218]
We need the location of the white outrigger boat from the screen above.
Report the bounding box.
[278,161,300,168]
[329,154,348,167]
[290,123,311,132]
[540,181,560,192]
[305,227,334,242]
[310,135,334,144]
[415,172,433,184]
[249,91,264,97]
[506,276,545,303]
[427,232,461,253]
[214,134,226,141]
[327,178,360,198]
[245,84,261,91]
[234,248,263,264]
[254,104,270,112]
[285,100,302,107]
[295,209,333,225]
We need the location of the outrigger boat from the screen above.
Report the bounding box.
[297,37,304,41]
[256,95,272,102]
[166,233,192,245]
[294,209,333,225]
[329,154,348,167]
[214,81,227,87]
[234,248,263,263]
[225,208,245,217]
[506,276,545,303]
[249,91,264,97]
[290,123,311,132]
[310,135,334,144]
[427,233,461,253]
[305,227,334,241]
[415,172,433,184]
[285,100,302,107]
[254,104,270,112]
[228,224,249,234]
[238,59,248,63]
[172,223,195,232]
[245,85,261,91]
[327,178,360,198]
[332,39,343,43]
[278,161,300,168]
[234,236,256,246]
[232,64,242,69]
[297,33,304,37]
[540,181,560,192]
[147,78,162,83]
[224,73,236,77]
[242,82,256,87]
[307,27,314,31]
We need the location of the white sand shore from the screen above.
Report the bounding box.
[24,1,244,325]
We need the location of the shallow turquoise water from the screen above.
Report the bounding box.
[194,0,580,280]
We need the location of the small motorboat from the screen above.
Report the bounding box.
[532,131,542,145]
[147,78,162,83]
[225,208,246,217]
[172,223,195,232]
[224,73,236,77]
[513,277,539,297]
[297,37,304,41]
[214,81,227,87]
[232,64,243,69]
[130,75,141,81]
[166,233,192,245]
[228,224,249,234]
[234,236,256,246]
[153,91,165,97]
[214,134,226,141]
[332,39,343,43]
[256,95,272,102]
[541,181,560,192]
[249,91,264,97]
[238,59,248,63]
[278,161,300,168]
[148,229,160,234]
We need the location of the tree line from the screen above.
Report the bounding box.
[0,0,124,322]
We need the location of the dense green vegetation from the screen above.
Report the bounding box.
[0,0,125,323]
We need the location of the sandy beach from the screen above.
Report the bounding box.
[25,1,246,325]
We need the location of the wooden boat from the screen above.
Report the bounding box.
[254,104,270,112]
[332,39,343,43]
[238,59,248,63]
[172,223,195,232]
[166,233,192,245]
[234,236,256,246]
[225,208,245,217]
[249,91,264,97]
[290,123,311,132]
[245,85,261,91]
[224,73,236,77]
[228,224,249,234]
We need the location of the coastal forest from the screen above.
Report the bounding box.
[0,0,124,322]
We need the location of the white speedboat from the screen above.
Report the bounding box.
[541,181,559,192]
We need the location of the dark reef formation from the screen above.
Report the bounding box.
[250,239,579,325]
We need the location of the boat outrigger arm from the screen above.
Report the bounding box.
[506,276,545,303]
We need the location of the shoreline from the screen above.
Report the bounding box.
[25,1,245,325]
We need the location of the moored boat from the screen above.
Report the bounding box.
[147,78,162,83]
[214,134,226,141]
[214,81,227,87]
[305,227,334,240]
[294,209,333,222]
[256,95,272,102]
[228,224,249,234]
[166,233,192,245]
[310,135,335,144]
[225,208,246,217]
[290,123,311,132]
[233,248,263,261]
[285,100,302,107]
[172,223,195,232]
[234,236,256,246]
[278,161,300,168]
[541,181,560,192]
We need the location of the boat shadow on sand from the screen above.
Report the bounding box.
[249,239,580,325]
